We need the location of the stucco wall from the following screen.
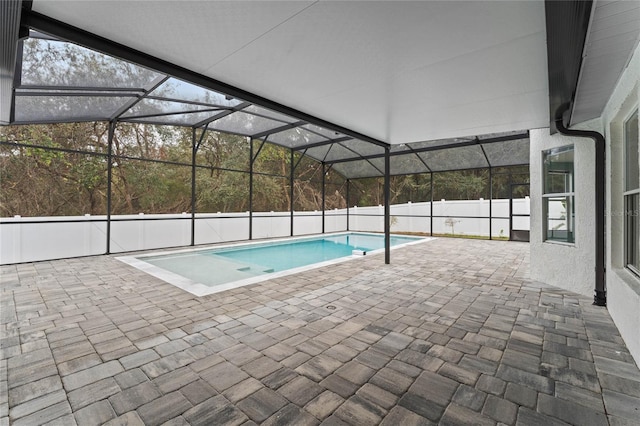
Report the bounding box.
[600,40,640,366]
[529,127,596,297]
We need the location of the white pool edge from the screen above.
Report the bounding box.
[116,232,435,297]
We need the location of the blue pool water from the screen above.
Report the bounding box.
[138,232,424,289]
[215,233,418,272]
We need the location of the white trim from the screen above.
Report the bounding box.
[622,106,639,127]
[623,109,639,275]
[542,192,575,198]
[543,240,576,247]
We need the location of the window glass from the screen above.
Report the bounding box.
[543,146,574,244]
[544,196,574,243]
[625,113,639,192]
[624,110,639,274]
[544,146,574,194]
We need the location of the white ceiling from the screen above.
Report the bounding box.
[31,0,550,145]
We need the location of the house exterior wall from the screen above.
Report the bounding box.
[529,127,596,297]
[531,41,640,365]
[600,41,640,366]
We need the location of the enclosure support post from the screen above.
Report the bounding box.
[346,179,350,231]
[249,137,253,240]
[489,167,493,240]
[106,121,115,254]
[189,125,209,246]
[508,171,513,241]
[190,128,197,246]
[384,147,391,264]
[430,172,434,237]
[322,163,326,234]
[290,149,294,237]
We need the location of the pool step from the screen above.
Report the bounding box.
[236,266,274,274]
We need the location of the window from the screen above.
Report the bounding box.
[624,110,639,275]
[543,145,574,243]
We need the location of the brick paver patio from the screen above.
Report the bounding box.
[1,238,639,425]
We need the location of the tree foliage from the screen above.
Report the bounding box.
[0,122,528,218]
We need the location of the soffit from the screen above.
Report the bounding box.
[571,0,640,125]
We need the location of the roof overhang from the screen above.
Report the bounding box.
[545,0,640,131]
[571,0,640,125]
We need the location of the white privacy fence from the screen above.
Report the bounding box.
[350,198,530,238]
[1,198,529,264]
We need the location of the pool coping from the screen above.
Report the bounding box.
[116,232,435,297]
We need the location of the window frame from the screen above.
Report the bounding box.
[623,109,639,277]
[542,145,575,245]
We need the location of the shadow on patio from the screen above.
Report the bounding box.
[1,238,639,425]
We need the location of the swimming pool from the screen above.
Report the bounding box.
[118,232,430,296]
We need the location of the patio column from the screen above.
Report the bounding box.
[384,146,390,264]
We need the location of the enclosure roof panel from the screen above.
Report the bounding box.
[418,145,489,172]
[482,137,530,168]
